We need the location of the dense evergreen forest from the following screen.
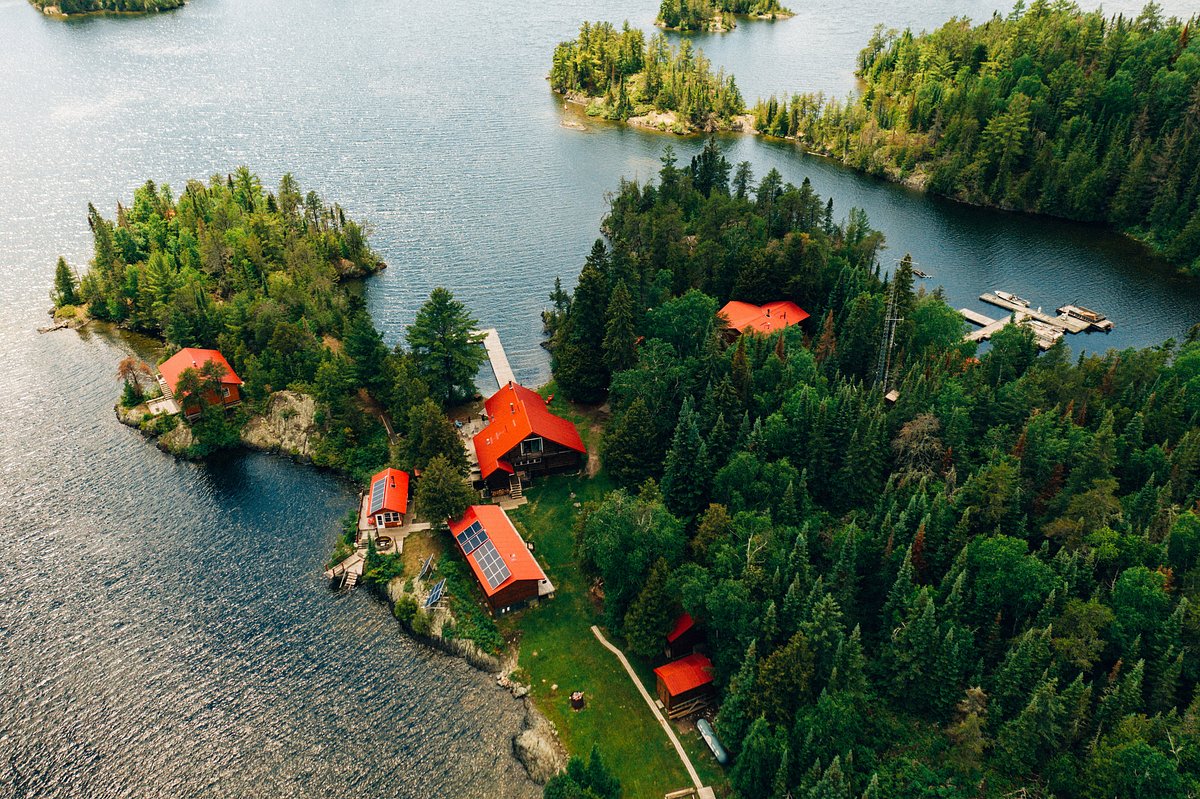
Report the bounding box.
[550,22,746,132]
[30,0,183,14]
[548,138,1199,798]
[60,170,475,483]
[750,1,1200,274]
[656,0,791,33]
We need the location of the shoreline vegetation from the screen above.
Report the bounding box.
[550,22,752,134]
[30,0,184,17]
[656,0,793,33]
[557,2,1200,274]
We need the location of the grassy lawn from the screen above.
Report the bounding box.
[506,473,731,799]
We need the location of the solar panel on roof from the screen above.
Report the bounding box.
[471,539,512,590]
[369,478,386,514]
[454,520,487,554]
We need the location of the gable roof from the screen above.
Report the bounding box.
[654,653,715,697]
[368,467,410,516]
[719,300,810,335]
[159,348,243,397]
[448,505,547,598]
[473,382,586,480]
[666,612,696,644]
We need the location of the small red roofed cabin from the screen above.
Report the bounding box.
[654,653,715,717]
[664,612,703,659]
[472,382,586,492]
[719,300,809,340]
[157,347,243,420]
[449,505,553,612]
[365,467,410,529]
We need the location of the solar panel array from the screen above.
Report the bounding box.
[418,554,434,580]
[455,520,487,554]
[473,539,512,590]
[369,477,386,514]
[424,578,447,608]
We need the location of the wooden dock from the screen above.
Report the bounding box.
[979,293,1093,333]
[477,328,516,388]
[959,308,1063,350]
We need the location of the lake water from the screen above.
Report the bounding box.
[1,0,1198,796]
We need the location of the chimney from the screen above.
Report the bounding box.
[510,402,515,414]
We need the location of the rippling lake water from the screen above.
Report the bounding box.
[2,0,1199,796]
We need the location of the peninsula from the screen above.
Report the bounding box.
[750,1,1200,274]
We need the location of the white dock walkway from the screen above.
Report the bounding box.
[477,328,516,388]
[959,308,1063,351]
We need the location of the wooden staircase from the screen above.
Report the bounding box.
[508,473,524,499]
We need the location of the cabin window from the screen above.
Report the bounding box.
[521,437,544,456]
[221,387,231,398]
[376,511,401,525]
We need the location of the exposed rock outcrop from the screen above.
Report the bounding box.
[513,701,567,784]
[240,390,318,461]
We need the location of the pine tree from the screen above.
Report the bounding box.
[413,453,475,530]
[716,640,759,752]
[661,397,708,517]
[731,717,783,799]
[405,287,485,407]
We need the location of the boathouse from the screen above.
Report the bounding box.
[664,612,703,659]
[654,652,715,718]
[449,504,553,612]
[718,300,809,339]
[157,347,243,419]
[365,467,410,530]
[472,382,586,493]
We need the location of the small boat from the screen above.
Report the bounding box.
[912,268,930,278]
[995,290,1031,307]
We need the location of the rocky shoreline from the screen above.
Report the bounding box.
[383,578,568,784]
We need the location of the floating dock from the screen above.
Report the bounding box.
[979,293,1113,334]
[477,328,516,388]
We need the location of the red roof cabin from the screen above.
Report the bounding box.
[664,612,704,659]
[654,653,715,718]
[719,300,809,340]
[364,467,410,530]
[448,505,553,613]
[472,382,586,492]
[157,347,243,420]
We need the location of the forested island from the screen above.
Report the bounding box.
[540,138,1200,798]
[30,0,183,17]
[550,22,749,133]
[53,170,476,490]
[751,1,1200,274]
[656,0,792,33]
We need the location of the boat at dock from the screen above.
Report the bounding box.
[994,290,1030,307]
[1057,304,1114,331]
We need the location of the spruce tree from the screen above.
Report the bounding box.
[602,279,637,373]
[603,397,658,488]
[413,453,475,530]
[623,558,673,658]
[52,256,78,307]
[405,287,485,407]
[661,397,707,517]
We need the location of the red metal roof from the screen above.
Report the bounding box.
[368,467,410,515]
[473,382,586,480]
[654,653,714,697]
[448,505,547,597]
[158,348,243,397]
[719,300,810,335]
[666,612,695,644]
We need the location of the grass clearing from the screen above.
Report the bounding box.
[506,474,730,799]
